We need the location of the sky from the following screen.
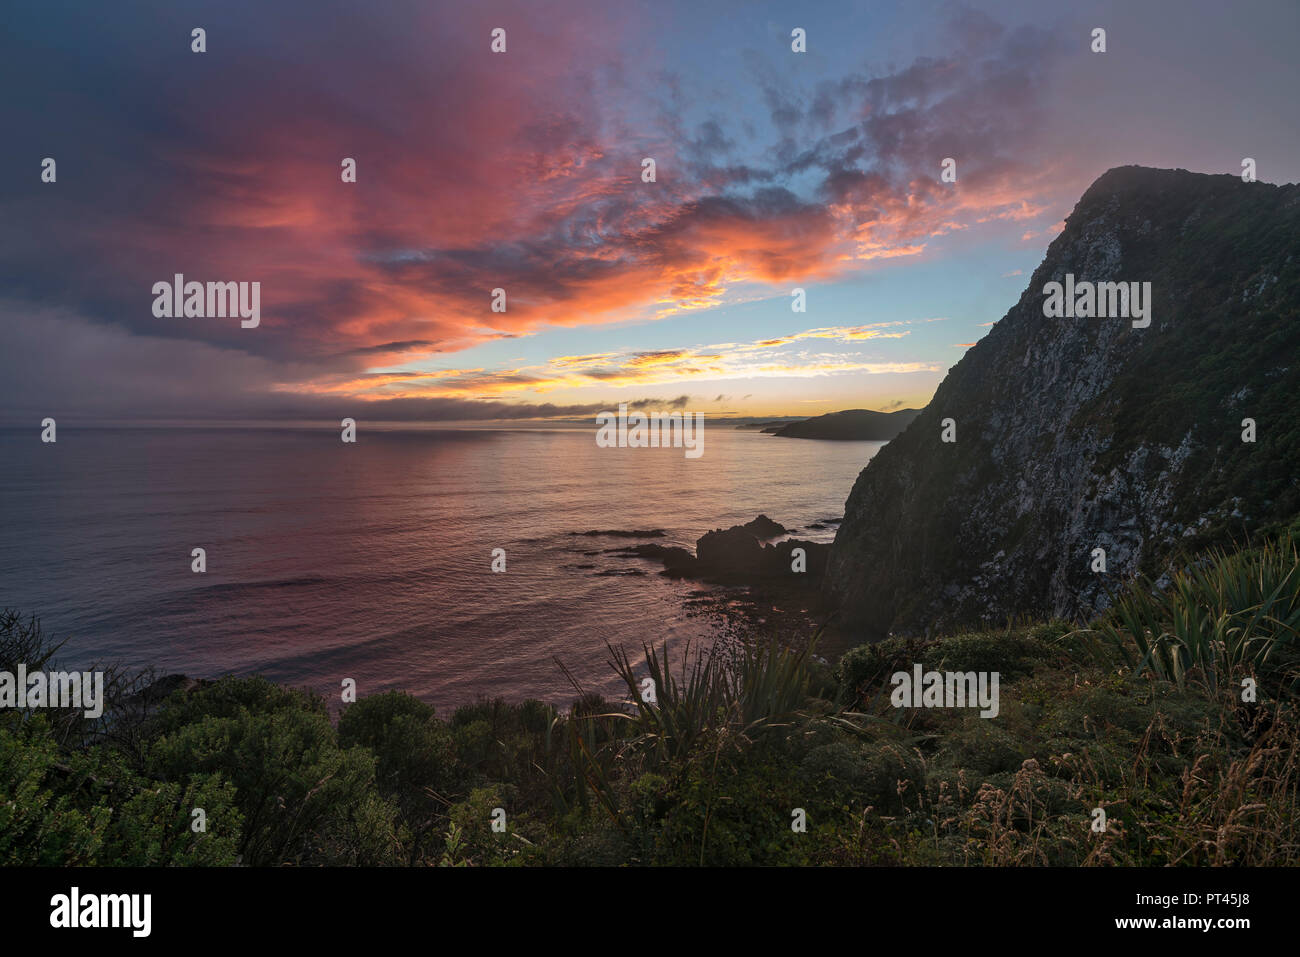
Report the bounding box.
[2,0,1298,425]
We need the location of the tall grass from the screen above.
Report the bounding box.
[1087,536,1300,692]
[543,635,819,838]
[607,635,817,765]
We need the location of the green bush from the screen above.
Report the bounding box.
[147,678,401,865]
[0,716,109,865]
[339,691,456,801]
[338,691,457,861]
[0,714,241,866]
[101,774,242,866]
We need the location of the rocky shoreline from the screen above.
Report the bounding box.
[573,513,846,653]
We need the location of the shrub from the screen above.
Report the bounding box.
[146,678,400,865]
[0,715,108,865]
[338,691,456,861]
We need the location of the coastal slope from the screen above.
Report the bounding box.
[825,166,1300,637]
[772,408,921,440]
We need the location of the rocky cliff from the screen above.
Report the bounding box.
[825,166,1300,638]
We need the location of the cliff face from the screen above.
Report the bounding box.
[825,166,1300,638]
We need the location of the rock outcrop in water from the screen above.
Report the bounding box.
[825,166,1300,638]
[608,515,829,583]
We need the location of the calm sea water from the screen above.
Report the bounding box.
[0,427,882,711]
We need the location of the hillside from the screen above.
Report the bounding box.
[772,408,922,440]
[825,166,1300,637]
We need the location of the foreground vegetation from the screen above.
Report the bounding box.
[2,535,1298,866]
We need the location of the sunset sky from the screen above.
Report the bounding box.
[3,0,1298,424]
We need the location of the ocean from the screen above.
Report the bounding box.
[0,426,883,711]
